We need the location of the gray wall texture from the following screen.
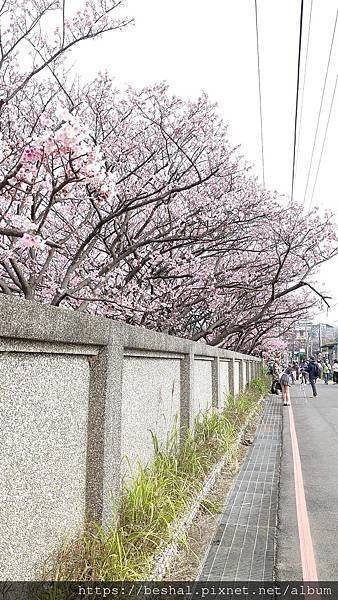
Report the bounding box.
[0,297,261,580]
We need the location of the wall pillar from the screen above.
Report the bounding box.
[180,347,194,443]
[228,357,235,397]
[85,336,124,528]
[239,359,244,392]
[212,356,221,409]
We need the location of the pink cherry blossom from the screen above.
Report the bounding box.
[19,234,46,251]
[0,1,337,351]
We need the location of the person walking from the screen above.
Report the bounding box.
[333,359,338,384]
[293,360,299,381]
[300,360,308,384]
[307,356,320,397]
[271,361,281,395]
[317,360,323,380]
[322,360,331,385]
[288,362,295,384]
[280,368,292,406]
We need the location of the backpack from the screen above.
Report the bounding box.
[309,362,320,378]
[271,381,278,394]
[271,379,282,394]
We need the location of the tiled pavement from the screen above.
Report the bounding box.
[199,396,282,580]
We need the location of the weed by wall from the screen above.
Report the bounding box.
[47,376,270,581]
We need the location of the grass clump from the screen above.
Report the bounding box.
[50,376,269,581]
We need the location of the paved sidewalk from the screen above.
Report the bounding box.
[199,396,282,580]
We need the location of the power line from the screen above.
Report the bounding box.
[308,73,338,210]
[303,6,338,208]
[291,0,305,203]
[294,0,313,179]
[254,0,265,187]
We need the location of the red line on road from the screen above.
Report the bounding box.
[288,401,318,581]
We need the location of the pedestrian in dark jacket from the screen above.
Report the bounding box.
[300,360,308,384]
[307,356,320,397]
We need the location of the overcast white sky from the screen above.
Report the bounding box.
[75,0,338,324]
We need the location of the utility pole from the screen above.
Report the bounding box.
[319,323,322,354]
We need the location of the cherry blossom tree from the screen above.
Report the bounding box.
[0,0,132,105]
[1,0,337,353]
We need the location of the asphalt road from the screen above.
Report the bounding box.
[276,379,338,581]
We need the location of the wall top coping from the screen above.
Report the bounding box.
[0,296,261,362]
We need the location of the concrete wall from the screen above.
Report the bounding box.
[219,360,230,409]
[193,357,213,420]
[121,351,181,474]
[0,352,90,580]
[0,297,261,580]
